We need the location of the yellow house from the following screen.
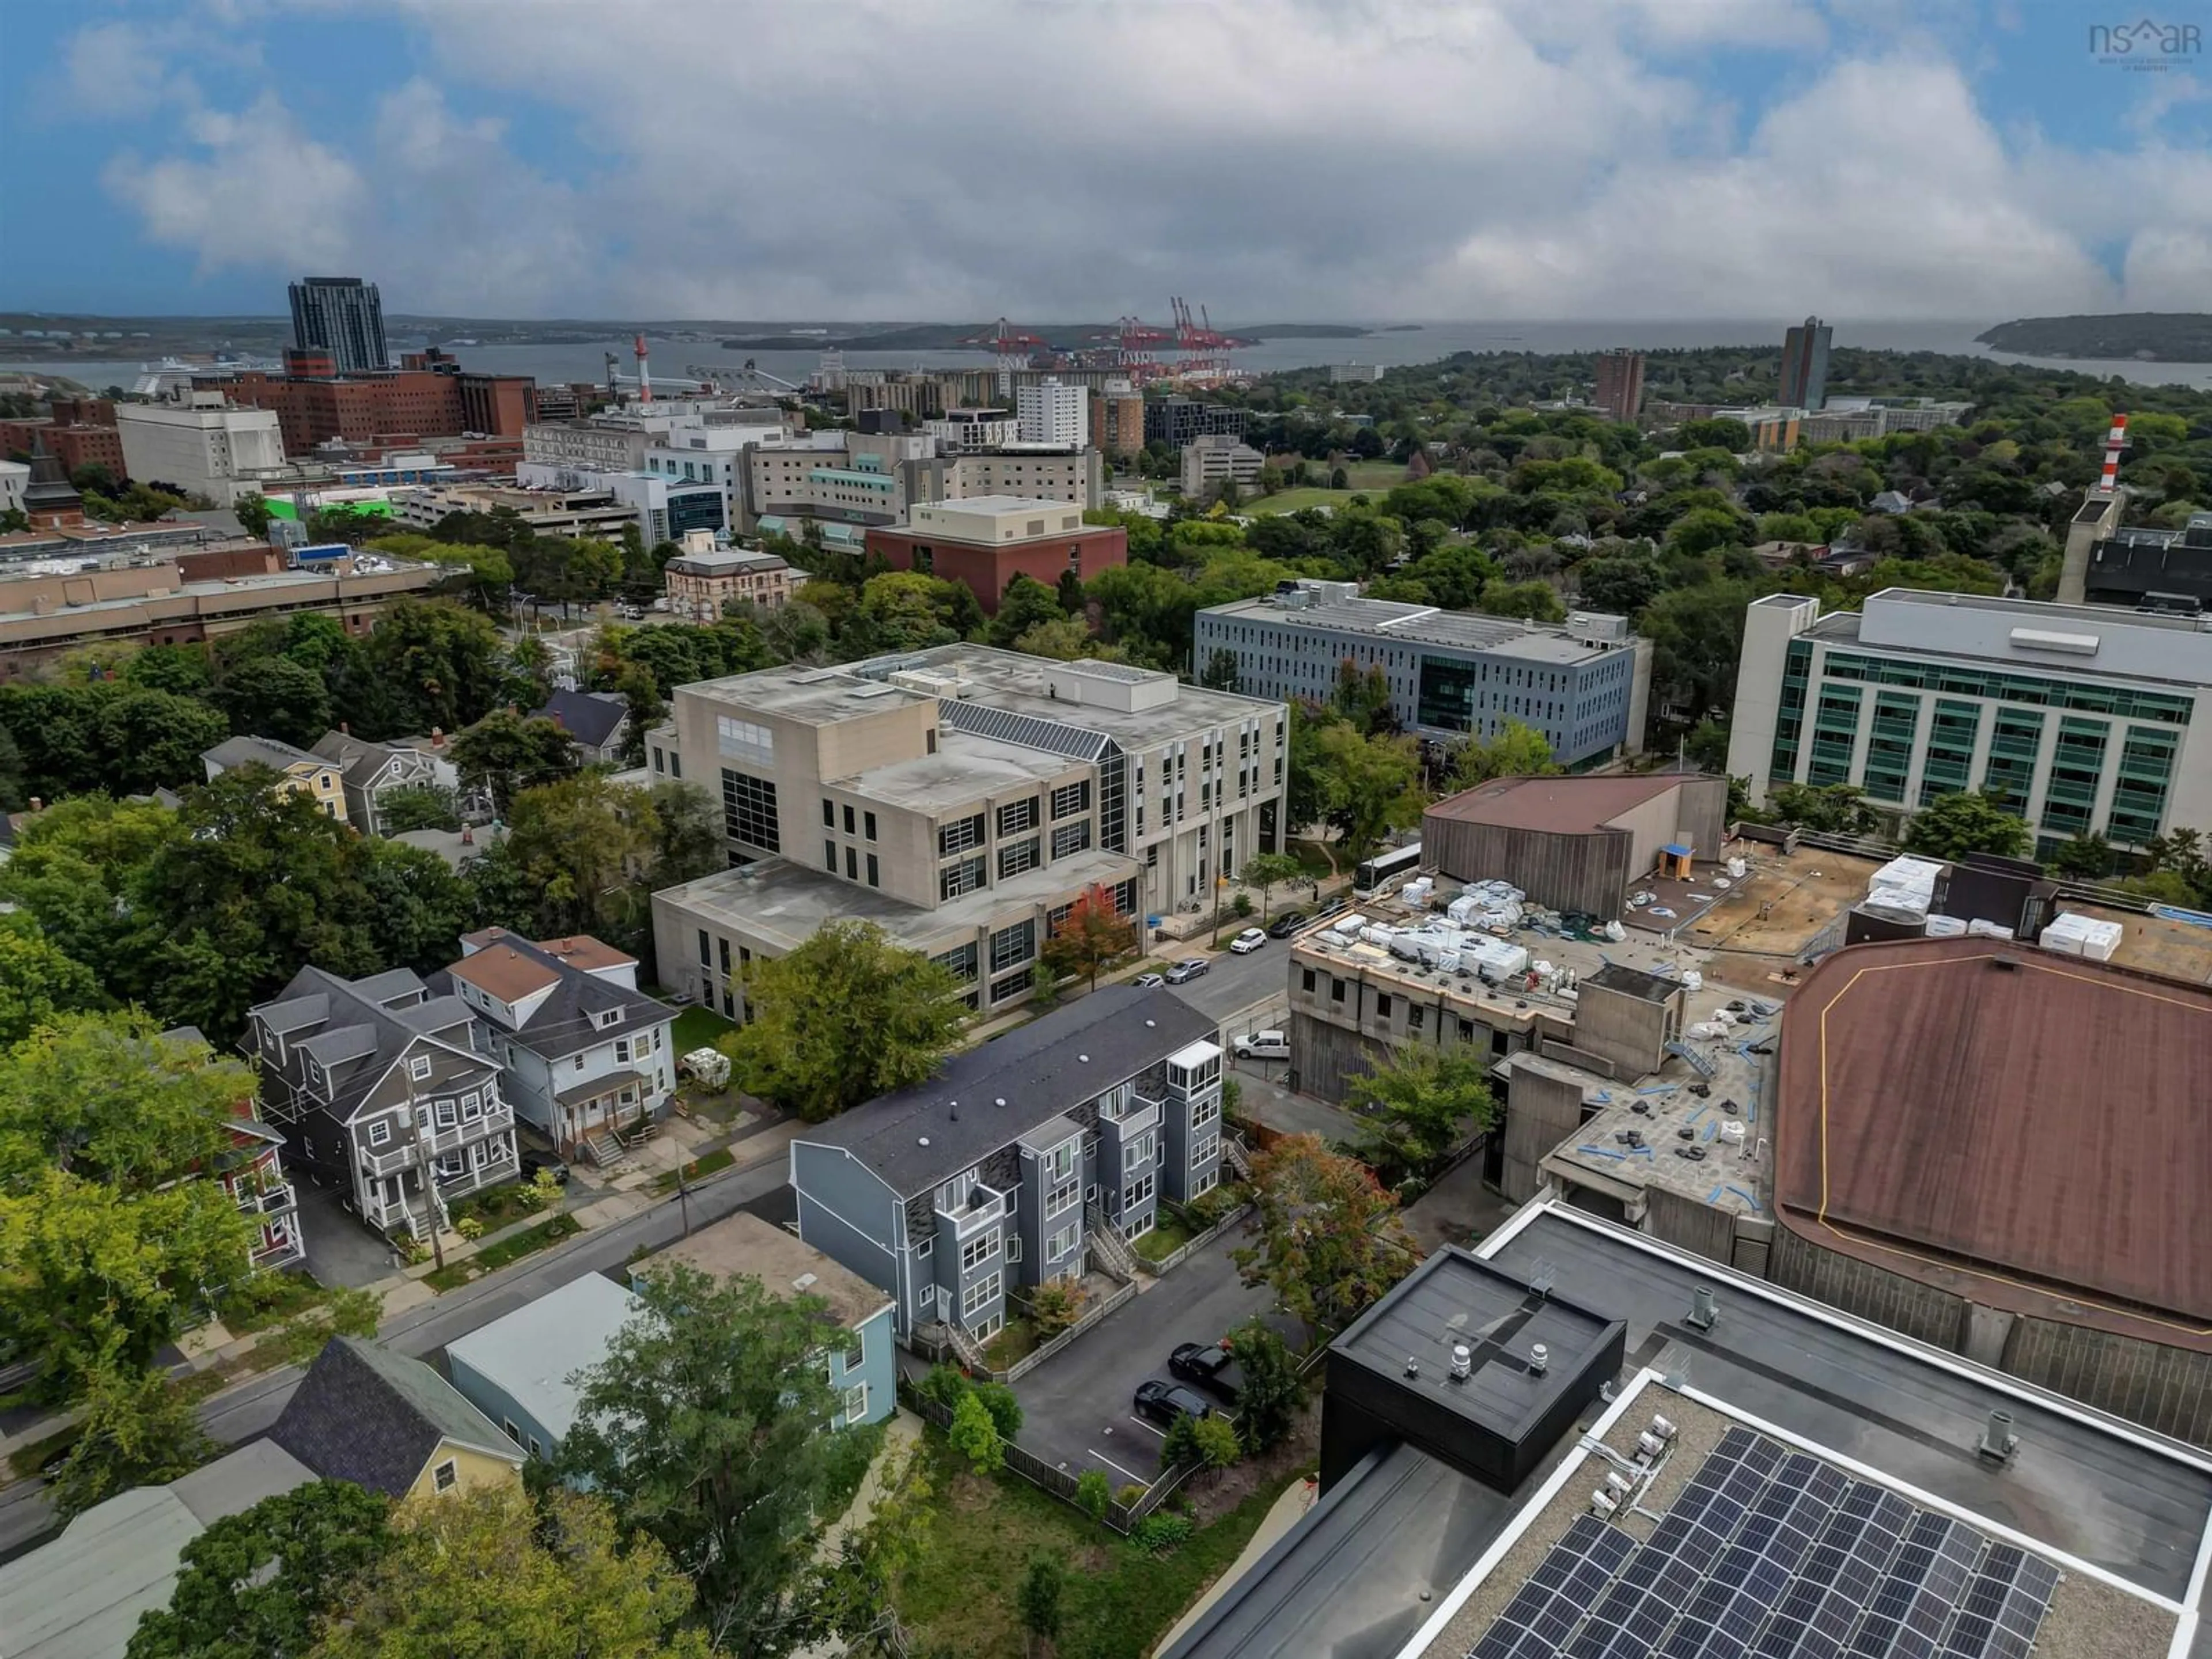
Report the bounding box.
[268,1335,524,1499]
[201,733,351,824]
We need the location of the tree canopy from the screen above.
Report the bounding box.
[724,921,969,1122]
[1233,1132,1414,1334]
[554,1262,876,1656]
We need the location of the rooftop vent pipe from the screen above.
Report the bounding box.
[1449,1343,1472,1381]
[1976,1410,2018,1463]
[1687,1285,1719,1331]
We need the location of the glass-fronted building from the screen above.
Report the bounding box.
[1728,589,2212,855]
[1194,584,1650,768]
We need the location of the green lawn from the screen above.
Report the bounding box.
[424,1212,581,1292]
[652,1146,735,1193]
[1133,1213,1196,1264]
[1340,459,1406,489]
[1239,486,1354,516]
[669,1005,738,1055]
[981,1316,1040,1371]
[896,1437,1294,1659]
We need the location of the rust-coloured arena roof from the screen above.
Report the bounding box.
[1775,936,2212,1350]
[1424,774,1690,835]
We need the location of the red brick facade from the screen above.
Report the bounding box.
[214,367,537,453]
[862,522,1127,615]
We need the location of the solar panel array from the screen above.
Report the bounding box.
[1467,1427,2061,1659]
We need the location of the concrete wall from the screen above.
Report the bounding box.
[1570,981,1681,1080]
[1425,819,1639,918]
[1287,1009,1393,1106]
[1641,1185,1740,1270]
[1500,1067,1586,1204]
[1767,1223,1969,1350]
[2002,1317,2212,1450]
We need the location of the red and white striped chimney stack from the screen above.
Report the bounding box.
[2097,414,2129,493]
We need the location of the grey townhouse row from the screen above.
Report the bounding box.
[789,985,1228,1346]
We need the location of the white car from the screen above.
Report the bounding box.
[1229,928,1267,954]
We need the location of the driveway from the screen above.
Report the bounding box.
[296,1181,407,1288]
[1010,1235,1299,1488]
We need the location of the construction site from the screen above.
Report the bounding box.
[1279,804,2212,1450]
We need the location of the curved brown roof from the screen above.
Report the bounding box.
[1425,774,1691,835]
[1775,936,2212,1350]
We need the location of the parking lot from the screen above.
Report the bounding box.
[1010,1234,1301,1487]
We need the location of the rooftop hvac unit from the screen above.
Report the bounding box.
[1448,1342,1473,1381]
[1591,1489,1619,1518]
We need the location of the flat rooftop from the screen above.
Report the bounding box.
[637,1211,890,1328]
[654,844,1139,957]
[845,728,1074,812]
[1426,1391,2171,1659]
[854,643,1285,747]
[1427,774,1694,835]
[1166,1204,2212,1659]
[1332,1249,1624,1442]
[1776,937,2212,1349]
[441,1273,639,1445]
[677,663,936,726]
[1203,594,1630,665]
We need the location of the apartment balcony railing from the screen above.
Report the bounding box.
[422,1105,514,1154]
[1099,1092,1162,1133]
[251,1231,305,1269]
[234,1181,297,1217]
[937,1182,1009,1238]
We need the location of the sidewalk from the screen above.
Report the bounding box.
[1152,1475,1318,1655]
[790,1408,924,1659]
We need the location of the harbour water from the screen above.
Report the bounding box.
[11,319,2210,392]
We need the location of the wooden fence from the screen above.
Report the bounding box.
[899,1380,1190,1535]
[998,1277,1139,1384]
[1138,1201,1255,1277]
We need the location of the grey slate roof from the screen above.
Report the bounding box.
[532,688,629,749]
[204,734,323,773]
[434,935,671,1063]
[800,985,1218,1194]
[270,1336,520,1497]
[253,966,491,1121]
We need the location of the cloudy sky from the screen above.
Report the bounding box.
[2,0,2207,322]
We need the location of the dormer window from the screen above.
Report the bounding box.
[594,1008,623,1029]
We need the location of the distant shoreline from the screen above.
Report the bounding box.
[1976,312,2212,365]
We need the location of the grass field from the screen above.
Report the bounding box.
[1240,461,1408,516]
[669,1005,738,1055]
[896,1435,1293,1659]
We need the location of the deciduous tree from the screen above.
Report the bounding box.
[554,1263,870,1657]
[1225,1320,1301,1454]
[1446,719,1559,791]
[725,922,968,1122]
[127,1480,393,1659]
[1903,790,2029,861]
[308,1486,712,1659]
[1344,1049,1497,1184]
[48,1359,216,1520]
[1238,851,1303,919]
[1234,1133,1413,1334]
[1037,884,1137,991]
[449,709,578,815]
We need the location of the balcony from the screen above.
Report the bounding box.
[235,1181,297,1217]
[359,1142,414,1178]
[251,1232,305,1270]
[1099,1091,1161,1134]
[937,1181,1009,1238]
[422,1104,515,1153]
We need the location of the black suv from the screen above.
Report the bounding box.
[1168,1340,1240,1402]
[1266,910,1306,939]
[1133,1379,1214,1426]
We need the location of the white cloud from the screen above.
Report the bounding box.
[103,97,368,274]
[73,2,2212,320]
[52,21,193,117]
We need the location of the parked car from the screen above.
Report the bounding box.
[521,1152,570,1185]
[1165,957,1210,984]
[1133,1379,1215,1426]
[1229,927,1267,955]
[1312,896,1350,922]
[1133,972,1165,989]
[1169,1341,1241,1402]
[1266,910,1307,938]
[1233,1028,1290,1061]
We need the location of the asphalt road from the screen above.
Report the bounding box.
[1009,1236,1295,1486]
[0,1146,797,1559]
[1161,936,1291,1031]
